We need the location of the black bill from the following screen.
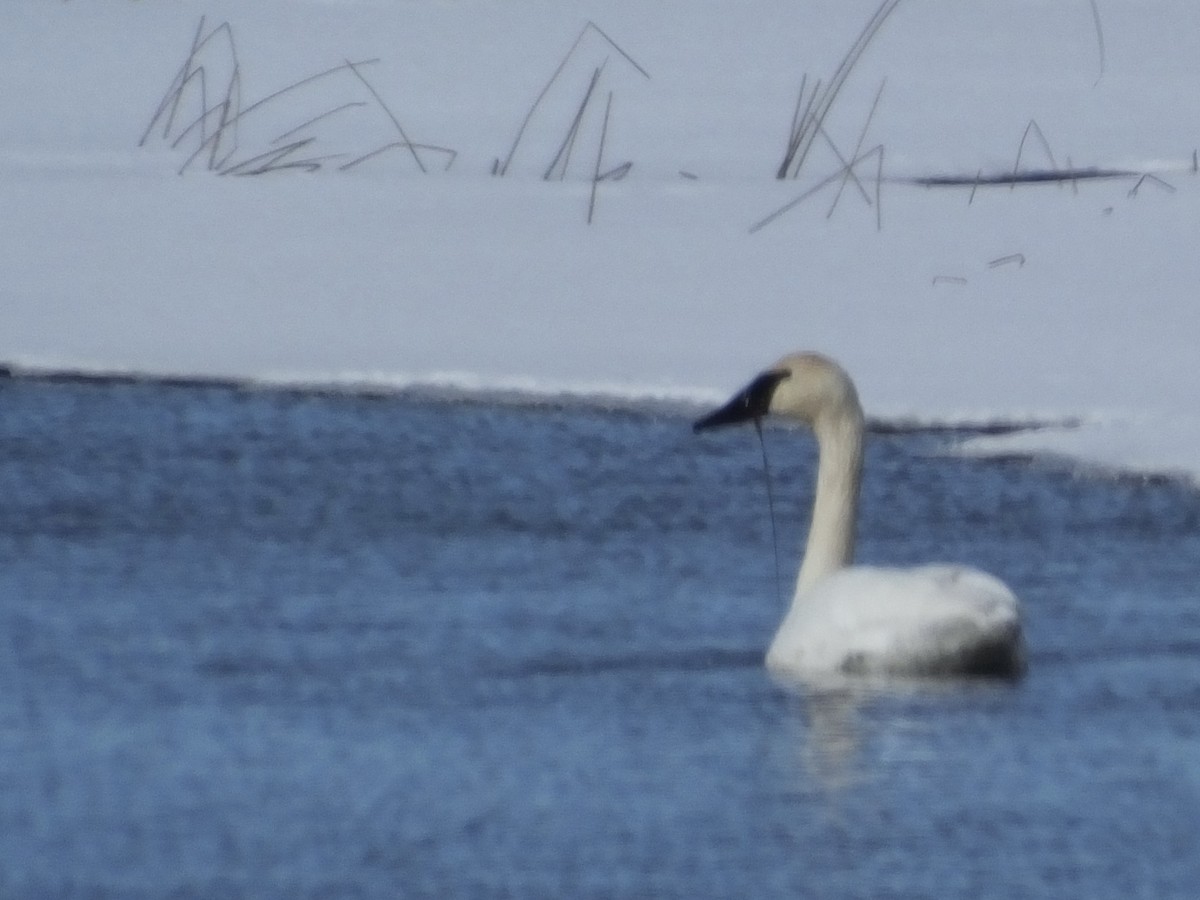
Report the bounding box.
[693,369,790,433]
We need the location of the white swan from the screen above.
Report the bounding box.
[694,352,1024,680]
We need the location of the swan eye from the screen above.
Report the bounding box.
[746,369,790,410]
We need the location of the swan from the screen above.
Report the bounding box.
[694,352,1024,680]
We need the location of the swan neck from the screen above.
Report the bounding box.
[795,410,864,595]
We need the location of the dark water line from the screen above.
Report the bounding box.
[0,360,1080,438]
[905,166,1137,187]
[499,646,765,678]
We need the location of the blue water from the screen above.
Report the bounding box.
[1,376,1198,898]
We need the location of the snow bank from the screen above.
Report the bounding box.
[2,1,1199,480]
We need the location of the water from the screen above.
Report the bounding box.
[1,375,1198,899]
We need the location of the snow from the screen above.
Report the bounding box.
[3,1,1200,480]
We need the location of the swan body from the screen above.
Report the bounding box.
[694,352,1024,680]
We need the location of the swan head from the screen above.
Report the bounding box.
[693,352,862,433]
